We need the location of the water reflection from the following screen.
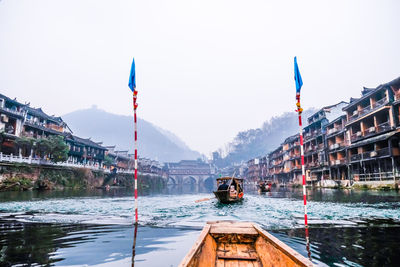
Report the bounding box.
[131,223,138,267]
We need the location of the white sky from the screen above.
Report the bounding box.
[0,0,399,155]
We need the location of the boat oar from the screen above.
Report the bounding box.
[195,197,215,203]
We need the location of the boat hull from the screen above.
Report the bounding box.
[213,190,243,204]
[179,221,313,267]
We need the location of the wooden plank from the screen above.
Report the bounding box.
[218,256,257,261]
[237,244,257,267]
[224,259,240,267]
[195,234,217,267]
[253,224,313,267]
[238,261,256,267]
[210,226,258,235]
[216,259,225,267]
[208,221,254,228]
[178,224,212,267]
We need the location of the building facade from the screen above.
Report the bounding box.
[252,76,400,185]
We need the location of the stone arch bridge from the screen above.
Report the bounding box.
[165,160,216,185]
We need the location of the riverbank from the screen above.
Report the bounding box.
[0,162,166,192]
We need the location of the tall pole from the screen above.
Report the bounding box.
[133,90,138,224]
[296,92,310,259]
[296,93,308,228]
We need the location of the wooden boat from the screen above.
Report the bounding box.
[213,177,244,204]
[258,180,272,193]
[179,221,313,267]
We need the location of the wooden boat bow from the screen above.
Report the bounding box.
[179,221,313,267]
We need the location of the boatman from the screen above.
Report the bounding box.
[218,180,229,191]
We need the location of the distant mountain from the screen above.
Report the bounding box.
[213,109,317,167]
[62,107,201,163]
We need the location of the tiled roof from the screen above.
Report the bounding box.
[66,135,107,150]
[0,94,25,106]
[26,106,63,124]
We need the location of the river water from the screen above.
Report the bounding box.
[1,185,399,266]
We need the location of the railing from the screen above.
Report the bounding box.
[348,98,389,124]
[330,159,347,166]
[352,121,392,142]
[327,126,343,136]
[350,153,362,162]
[377,121,391,133]
[372,97,388,109]
[358,105,372,117]
[395,92,400,101]
[289,153,301,158]
[355,172,394,182]
[376,147,390,157]
[0,106,25,117]
[0,153,155,175]
[363,126,376,138]
[305,145,315,153]
[350,131,362,142]
[350,147,391,162]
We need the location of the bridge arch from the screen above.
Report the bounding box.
[183,176,197,184]
[204,176,215,189]
[167,176,177,185]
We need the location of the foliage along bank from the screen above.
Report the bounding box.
[0,163,166,191]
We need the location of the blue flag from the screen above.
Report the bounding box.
[128,57,136,92]
[294,56,303,93]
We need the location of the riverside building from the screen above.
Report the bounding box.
[251,76,400,187]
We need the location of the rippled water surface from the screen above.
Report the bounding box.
[1,186,400,266]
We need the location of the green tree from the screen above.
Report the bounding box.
[103,155,114,167]
[48,135,69,163]
[36,138,53,159]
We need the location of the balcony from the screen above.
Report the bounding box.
[363,126,376,138]
[0,106,25,118]
[289,153,301,158]
[350,147,391,162]
[377,121,391,133]
[348,98,389,124]
[330,159,347,166]
[326,126,343,136]
[355,172,394,182]
[305,145,315,153]
[395,92,400,101]
[329,141,347,151]
[350,121,392,142]
[372,97,388,109]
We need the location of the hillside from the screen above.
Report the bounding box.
[213,109,317,167]
[62,107,201,163]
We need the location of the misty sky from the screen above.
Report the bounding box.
[0,0,399,156]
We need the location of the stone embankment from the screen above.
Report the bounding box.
[0,162,166,191]
[315,179,399,190]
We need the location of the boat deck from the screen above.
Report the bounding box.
[210,222,262,267]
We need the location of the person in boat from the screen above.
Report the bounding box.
[217,180,229,191]
[230,179,238,197]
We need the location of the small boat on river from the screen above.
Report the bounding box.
[258,180,272,193]
[179,221,313,267]
[213,177,244,204]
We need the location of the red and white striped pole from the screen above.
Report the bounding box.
[296,93,308,228]
[296,93,310,248]
[133,91,138,224]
